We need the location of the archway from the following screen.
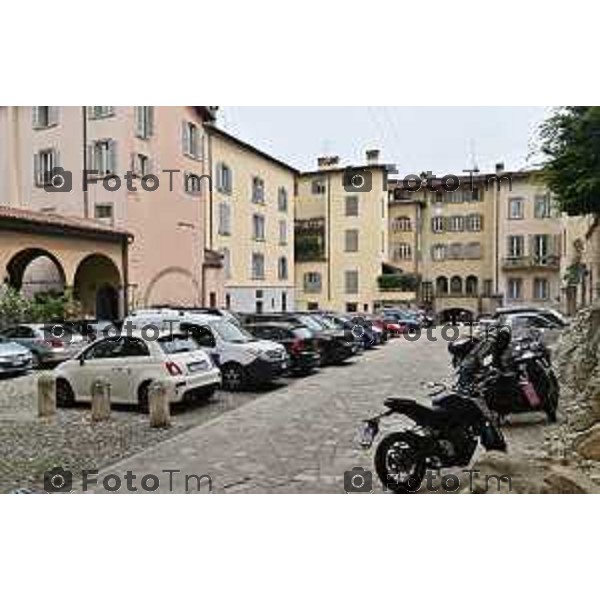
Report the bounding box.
[466,276,479,297]
[143,267,200,308]
[73,254,122,320]
[5,248,66,297]
[450,276,463,296]
[436,276,448,297]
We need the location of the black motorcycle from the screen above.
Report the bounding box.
[360,378,507,494]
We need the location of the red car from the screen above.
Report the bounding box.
[382,317,408,337]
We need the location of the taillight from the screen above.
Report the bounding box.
[290,338,304,354]
[165,361,183,376]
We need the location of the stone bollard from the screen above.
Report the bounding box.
[38,374,56,418]
[149,379,173,428]
[91,378,112,422]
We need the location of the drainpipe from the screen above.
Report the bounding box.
[121,235,132,317]
[82,106,89,219]
[326,173,332,305]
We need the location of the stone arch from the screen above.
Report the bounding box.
[143,267,200,308]
[73,254,122,320]
[436,276,448,296]
[5,248,66,296]
[450,276,463,296]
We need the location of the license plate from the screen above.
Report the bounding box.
[11,360,25,367]
[359,421,378,449]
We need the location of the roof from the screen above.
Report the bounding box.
[0,206,132,242]
[204,125,299,174]
[300,163,391,178]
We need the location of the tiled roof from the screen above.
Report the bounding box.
[0,205,131,239]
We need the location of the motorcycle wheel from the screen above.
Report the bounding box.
[374,432,427,494]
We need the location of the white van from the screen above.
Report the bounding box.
[124,310,288,391]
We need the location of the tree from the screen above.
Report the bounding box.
[539,106,600,216]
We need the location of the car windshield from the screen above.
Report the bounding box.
[313,315,337,329]
[159,334,200,355]
[298,315,325,331]
[213,320,254,343]
[292,327,314,340]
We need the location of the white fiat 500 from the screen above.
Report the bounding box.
[54,332,222,411]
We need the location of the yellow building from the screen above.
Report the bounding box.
[294,152,403,313]
[205,125,297,313]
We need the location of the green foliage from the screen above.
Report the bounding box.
[539,106,600,216]
[378,273,419,291]
[0,286,31,328]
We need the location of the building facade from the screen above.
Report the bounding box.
[205,126,297,314]
[294,153,397,313]
[0,106,223,316]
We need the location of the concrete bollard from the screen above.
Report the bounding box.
[91,378,112,422]
[149,379,173,428]
[38,374,56,418]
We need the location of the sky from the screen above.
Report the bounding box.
[217,107,551,175]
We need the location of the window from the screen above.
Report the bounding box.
[450,276,463,295]
[508,278,523,300]
[509,197,524,220]
[508,235,524,257]
[447,191,462,203]
[131,153,150,177]
[432,244,447,261]
[345,229,359,253]
[88,106,114,120]
[534,278,550,300]
[252,177,265,204]
[432,216,444,233]
[464,242,482,260]
[346,303,359,313]
[185,172,202,196]
[466,276,479,296]
[278,257,288,281]
[312,179,326,195]
[34,149,57,187]
[345,196,359,216]
[533,234,550,261]
[466,214,483,232]
[463,188,481,202]
[218,203,231,236]
[32,106,58,129]
[217,163,233,194]
[279,220,288,246]
[251,253,265,280]
[448,216,465,232]
[278,187,288,212]
[94,204,113,223]
[534,195,551,219]
[89,139,117,176]
[252,214,266,241]
[345,271,359,295]
[392,216,412,232]
[220,247,231,280]
[448,243,464,260]
[182,121,201,159]
[135,107,154,139]
[436,277,448,296]
[304,272,322,293]
[394,243,412,261]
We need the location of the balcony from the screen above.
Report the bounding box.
[502,255,560,271]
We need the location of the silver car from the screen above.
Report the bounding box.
[0,337,33,376]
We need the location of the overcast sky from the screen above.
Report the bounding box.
[218,107,551,175]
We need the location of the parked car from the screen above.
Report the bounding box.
[499,312,565,347]
[349,314,388,345]
[244,323,320,375]
[494,306,568,328]
[381,316,407,337]
[380,309,421,333]
[0,324,87,368]
[320,313,379,349]
[54,332,221,410]
[70,320,119,342]
[124,310,288,391]
[242,313,357,365]
[0,336,33,376]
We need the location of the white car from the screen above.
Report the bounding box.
[123,310,288,391]
[54,332,222,411]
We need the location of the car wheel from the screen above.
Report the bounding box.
[138,381,151,414]
[56,379,76,408]
[31,353,41,370]
[221,363,245,392]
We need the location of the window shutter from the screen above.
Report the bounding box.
[32,107,40,128]
[34,152,41,186]
[134,107,142,137]
[182,121,189,155]
[54,149,61,170]
[87,144,95,173]
[108,140,117,174]
[216,163,222,191]
[49,106,59,126]
[147,106,154,137]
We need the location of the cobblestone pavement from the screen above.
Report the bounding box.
[86,334,549,494]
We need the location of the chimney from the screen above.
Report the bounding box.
[366,149,380,165]
[317,156,340,170]
[495,162,505,174]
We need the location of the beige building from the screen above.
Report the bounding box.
[0,106,223,317]
[295,153,397,313]
[204,125,297,313]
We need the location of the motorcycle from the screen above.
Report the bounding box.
[450,326,559,423]
[360,377,507,494]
